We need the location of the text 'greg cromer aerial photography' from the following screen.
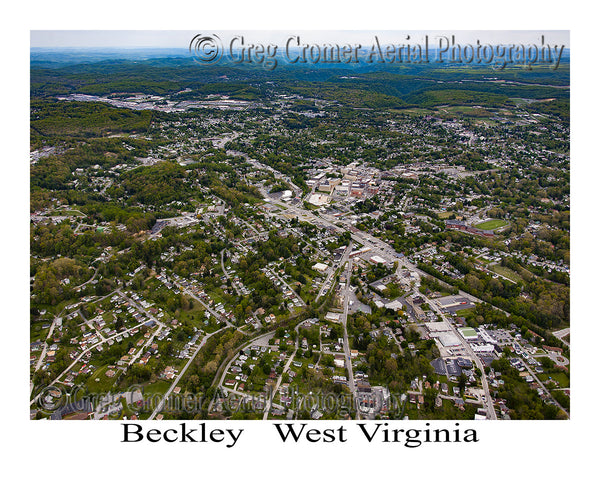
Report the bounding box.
[30,30,570,422]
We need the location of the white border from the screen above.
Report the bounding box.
[3,0,597,477]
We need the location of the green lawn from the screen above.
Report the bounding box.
[490,264,523,283]
[475,219,509,230]
[454,308,475,319]
[142,379,171,396]
[49,210,86,217]
[537,372,570,388]
[85,365,118,393]
[458,327,477,337]
[444,106,493,117]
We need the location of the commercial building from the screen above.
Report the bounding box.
[458,327,478,341]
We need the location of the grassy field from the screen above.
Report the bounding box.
[441,106,493,117]
[142,379,171,396]
[454,308,475,319]
[85,365,117,393]
[490,264,523,283]
[475,219,509,230]
[390,107,432,115]
[49,210,86,217]
[537,372,570,388]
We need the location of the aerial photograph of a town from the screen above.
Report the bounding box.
[29,29,571,424]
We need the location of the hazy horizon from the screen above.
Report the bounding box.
[31,30,570,49]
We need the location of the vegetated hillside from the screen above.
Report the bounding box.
[523,98,570,121]
[405,89,509,107]
[30,100,153,138]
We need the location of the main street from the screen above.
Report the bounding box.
[339,248,357,416]
[272,197,504,419]
[315,243,352,302]
[425,295,497,420]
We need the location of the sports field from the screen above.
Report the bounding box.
[475,219,508,230]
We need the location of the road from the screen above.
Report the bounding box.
[263,324,301,419]
[77,308,107,342]
[552,327,570,347]
[118,290,166,367]
[208,330,275,413]
[315,244,352,302]
[425,295,497,420]
[159,275,238,331]
[221,249,243,296]
[30,317,158,407]
[34,316,60,372]
[34,287,125,372]
[147,325,229,420]
[512,341,570,419]
[267,267,306,307]
[339,249,357,415]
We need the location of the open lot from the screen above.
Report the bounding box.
[490,264,524,283]
[475,219,509,230]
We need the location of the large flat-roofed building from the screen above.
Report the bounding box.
[313,263,328,273]
[318,182,332,193]
[384,300,403,311]
[335,184,349,195]
[471,343,495,353]
[369,255,387,265]
[349,246,371,258]
[425,322,451,333]
[281,190,293,201]
[437,333,462,347]
[458,327,478,341]
[307,193,331,206]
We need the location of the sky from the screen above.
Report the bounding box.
[31,30,570,49]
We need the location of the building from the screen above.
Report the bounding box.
[445,220,494,238]
[307,193,330,206]
[313,263,328,273]
[369,255,387,265]
[281,190,293,201]
[458,327,478,341]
